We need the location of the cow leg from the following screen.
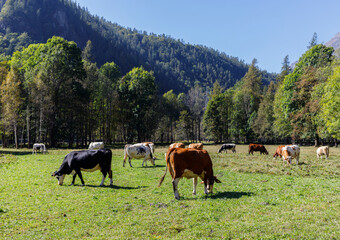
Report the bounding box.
[128,157,133,167]
[109,169,113,186]
[100,172,106,186]
[192,177,198,195]
[172,178,181,200]
[76,170,85,186]
[71,172,77,185]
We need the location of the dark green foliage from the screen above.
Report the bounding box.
[0,0,252,93]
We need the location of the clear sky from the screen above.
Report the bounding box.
[74,0,340,73]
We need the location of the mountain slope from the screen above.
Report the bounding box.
[0,0,254,93]
[325,32,340,50]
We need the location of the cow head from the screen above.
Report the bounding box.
[52,171,66,185]
[150,157,156,166]
[205,176,222,194]
[281,150,291,164]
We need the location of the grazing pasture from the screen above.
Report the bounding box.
[0,145,339,239]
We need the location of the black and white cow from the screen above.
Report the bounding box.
[52,149,113,186]
[217,143,236,153]
[32,143,47,154]
[123,143,155,167]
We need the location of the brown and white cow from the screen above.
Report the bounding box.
[317,146,329,160]
[272,145,294,159]
[169,142,185,149]
[158,148,221,200]
[188,143,203,149]
[248,144,268,155]
[281,145,300,165]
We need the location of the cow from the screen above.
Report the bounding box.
[169,142,185,149]
[123,143,155,167]
[52,148,113,186]
[317,146,329,160]
[273,145,287,159]
[32,143,47,154]
[88,142,104,150]
[281,145,300,165]
[142,142,155,154]
[248,144,268,155]
[188,143,203,149]
[217,143,236,153]
[158,148,221,200]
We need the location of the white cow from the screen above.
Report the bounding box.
[88,142,104,150]
[317,146,329,160]
[123,143,155,167]
[32,143,47,154]
[281,145,300,165]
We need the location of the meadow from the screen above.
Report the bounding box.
[0,144,339,239]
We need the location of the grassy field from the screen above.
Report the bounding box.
[0,144,339,239]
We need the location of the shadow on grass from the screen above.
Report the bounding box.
[84,184,148,190]
[126,164,166,168]
[209,191,254,199]
[0,150,33,156]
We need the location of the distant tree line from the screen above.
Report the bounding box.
[0,36,338,148]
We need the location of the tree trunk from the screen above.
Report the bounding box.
[14,121,18,149]
[26,106,30,148]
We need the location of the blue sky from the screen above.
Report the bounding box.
[74,0,340,73]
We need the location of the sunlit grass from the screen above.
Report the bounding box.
[0,145,339,239]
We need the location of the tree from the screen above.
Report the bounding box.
[203,91,231,142]
[0,68,23,148]
[186,84,206,142]
[231,59,262,143]
[118,67,157,142]
[308,32,318,49]
[273,44,334,143]
[253,81,276,142]
[318,65,340,139]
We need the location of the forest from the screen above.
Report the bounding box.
[0,0,276,93]
[0,35,339,148]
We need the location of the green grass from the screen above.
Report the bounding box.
[0,145,339,239]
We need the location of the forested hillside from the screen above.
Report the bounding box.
[0,0,273,93]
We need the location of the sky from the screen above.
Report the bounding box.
[74,0,340,73]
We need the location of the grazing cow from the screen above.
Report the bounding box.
[248,144,269,155]
[88,142,104,150]
[158,148,221,200]
[32,143,47,154]
[273,145,287,159]
[169,142,185,149]
[123,143,155,167]
[317,146,329,160]
[218,143,236,153]
[52,149,113,186]
[188,143,203,149]
[281,145,300,165]
[142,142,155,154]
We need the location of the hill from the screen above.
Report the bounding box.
[0,0,274,93]
[325,32,340,50]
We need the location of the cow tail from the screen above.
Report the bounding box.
[158,149,172,187]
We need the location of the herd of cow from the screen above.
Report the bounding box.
[43,141,331,200]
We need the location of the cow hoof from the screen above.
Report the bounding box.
[175,196,180,200]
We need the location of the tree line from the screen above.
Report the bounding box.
[0,36,339,148]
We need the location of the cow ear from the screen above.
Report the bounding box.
[214,177,222,183]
